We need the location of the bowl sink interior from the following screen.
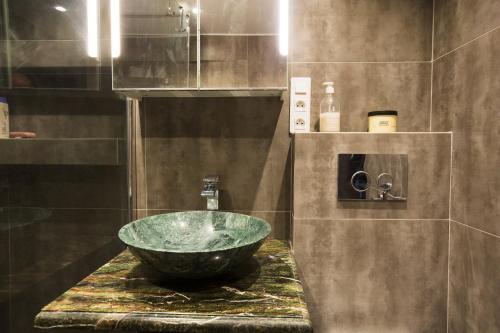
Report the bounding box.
[119,211,271,253]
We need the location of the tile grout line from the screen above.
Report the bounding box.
[143,209,292,213]
[292,218,450,221]
[447,219,451,333]
[429,0,435,132]
[434,25,500,62]
[6,206,128,211]
[296,131,452,135]
[144,99,148,213]
[289,61,431,64]
[451,219,500,240]
[447,129,454,332]
[116,138,119,165]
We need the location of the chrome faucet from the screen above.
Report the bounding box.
[201,175,220,211]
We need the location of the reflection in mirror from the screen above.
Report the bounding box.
[0,0,101,90]
[112,0,196,89]
[199,0,287,89]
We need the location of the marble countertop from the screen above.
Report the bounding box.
[34,239,312,333]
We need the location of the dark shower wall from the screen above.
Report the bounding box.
[0,94,128,333]
[0,1,129,333]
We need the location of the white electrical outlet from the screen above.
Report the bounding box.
[290,77,311,133]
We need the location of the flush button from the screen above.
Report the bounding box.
[351,171,370,192]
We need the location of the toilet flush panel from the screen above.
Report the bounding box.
[338,154,408,201]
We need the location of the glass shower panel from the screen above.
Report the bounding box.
[199,0,287,89]
[0,2,129,333]
[0,0,100,90]
[113,0,197,89]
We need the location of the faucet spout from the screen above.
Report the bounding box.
[201,175,220,210]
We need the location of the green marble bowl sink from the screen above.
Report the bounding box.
[118,211,271,279]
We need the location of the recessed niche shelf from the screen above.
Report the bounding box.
[293,132,452,135]
[0,138,125,166]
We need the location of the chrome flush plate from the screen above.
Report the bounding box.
[337,154,408,201]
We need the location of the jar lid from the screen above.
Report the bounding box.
[0,97,7,104]
[368,110,398,117]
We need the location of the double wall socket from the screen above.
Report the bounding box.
[290,77,311,133]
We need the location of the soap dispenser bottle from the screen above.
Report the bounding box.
[319,82,340,132]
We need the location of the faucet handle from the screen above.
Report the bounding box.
[203,175,220,184]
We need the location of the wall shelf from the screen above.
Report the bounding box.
[292,132,452,135]
[0,138,125,166]
[116,88,286,99]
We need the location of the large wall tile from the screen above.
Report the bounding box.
[293,219,448,333]
[434,0,500,58]
[432,29,500,235]
[0,208,8,277]
[294,133,451,219]
[200,36,248,88]
[200,0,279,35]
[143,97,291,213]
[8,208,125,277]
[0,167,8,206]
[7,165,127,209]
[114,36,194,89]
[291,62,431,132]
[449,221,500,333]
[146,138,290,211]
[248,36,287,88]
[9,238,123,333]
[0,139,122,166]
[291,0,433,62]
[7,95,125,139]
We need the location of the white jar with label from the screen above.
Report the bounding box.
[0,97,9,138]
[368,110,398,133]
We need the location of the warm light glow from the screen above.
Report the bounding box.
[110,0,121,58]
[191,7,199,15]
[86,0,99,58]
[279,0,288,56]
[54,6,67,12]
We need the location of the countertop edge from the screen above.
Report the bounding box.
[35,311,313,333]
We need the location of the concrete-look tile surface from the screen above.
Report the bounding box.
[291,0,433,62]
[7,95,125,139]
[434,0,500,58]
[7,166,127,209]
[293,218,448,333]
[432,29,500,235]
[294,133,451,220]
[143,97,292,214]
[449,222,500,333]
[291,62,431,132]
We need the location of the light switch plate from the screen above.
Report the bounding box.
[290,77,311,133]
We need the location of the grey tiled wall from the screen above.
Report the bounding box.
[290,0,434,132]
[293,133,451,332]
[132,97,292,239]
[289,1,452,332]
[294,133,451,220]
[0,92,128,333]
[432,0,500,331]
[294,219,448,333]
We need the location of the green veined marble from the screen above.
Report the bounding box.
[118,211,271,278]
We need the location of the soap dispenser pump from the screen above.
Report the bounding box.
[319,82,340,132]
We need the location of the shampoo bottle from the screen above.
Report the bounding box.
[0,97,9,139]
[319,82,340,132]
